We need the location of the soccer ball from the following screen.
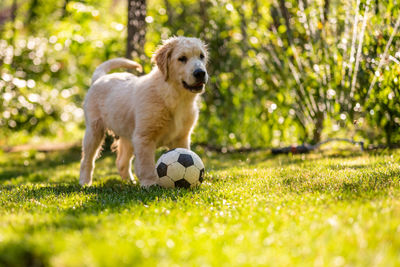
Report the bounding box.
[156,148,205,188]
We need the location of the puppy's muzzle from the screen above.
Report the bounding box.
[193,69,206,83]
[183,68,207,93]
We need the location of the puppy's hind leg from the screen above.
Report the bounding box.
[115,137,135,183]
[79,119,105,186]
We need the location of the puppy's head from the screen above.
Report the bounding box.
[152,37,208,94]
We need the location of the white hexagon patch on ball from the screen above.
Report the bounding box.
[156,148,205,188]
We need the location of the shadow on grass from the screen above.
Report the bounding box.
[0,179,202,241]
[2,178,199,213]
[0,147,191,220]
[0,240,49,267]
[0,147,178,183]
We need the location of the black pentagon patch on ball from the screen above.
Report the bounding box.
[177,154,194,167]
[156,162,168,177]
[199,168,205,183]
[175,179,191,188]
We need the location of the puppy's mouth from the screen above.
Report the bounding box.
[182,81,204,93]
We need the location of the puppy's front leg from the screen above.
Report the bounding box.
[172,134,190,149]
[132,136,158,187]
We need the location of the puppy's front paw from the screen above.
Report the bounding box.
[141,184,162,190]
[79,176,92,186]
[140,176,159,189]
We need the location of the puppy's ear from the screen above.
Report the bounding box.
[152,38,177,81]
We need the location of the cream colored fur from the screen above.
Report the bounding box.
[79,37,208,187]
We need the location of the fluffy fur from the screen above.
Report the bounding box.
[79,37,208,187]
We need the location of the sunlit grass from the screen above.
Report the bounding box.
[0,149,399,266]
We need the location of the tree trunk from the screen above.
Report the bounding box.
[323,0,330,23]
[126,0,147,60]
[312,111,324,144]
[164,0,174,26]
[61,0,70,18]
[11,0,17,22]
[198,0,208,41]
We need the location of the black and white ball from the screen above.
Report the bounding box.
[156,148,205,188]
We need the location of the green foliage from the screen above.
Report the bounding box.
[1,0,400,147]
[1,149,400,266]
[0,1,126,145]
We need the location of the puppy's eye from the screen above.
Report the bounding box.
[200,53,205,60]
[178,56,187,63]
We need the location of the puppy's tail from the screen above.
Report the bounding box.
[92,58,143,83]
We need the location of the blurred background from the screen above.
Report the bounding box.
[0,0,399,151]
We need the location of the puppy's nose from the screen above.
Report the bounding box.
[193,69,206,81]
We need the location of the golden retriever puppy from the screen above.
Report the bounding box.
[79,37,208,187]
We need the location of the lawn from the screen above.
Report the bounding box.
[0,148,399,266]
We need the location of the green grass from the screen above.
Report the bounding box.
[0,148,399,266]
